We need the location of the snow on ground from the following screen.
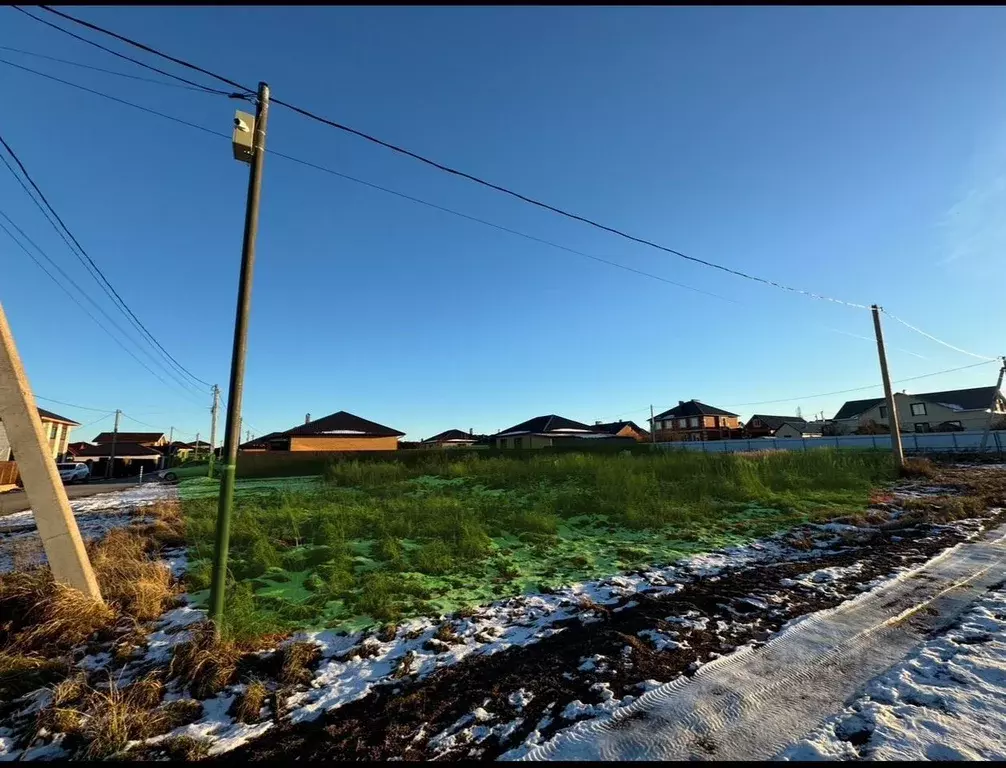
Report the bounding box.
[779,588,1006,761]
[0,483,177,574]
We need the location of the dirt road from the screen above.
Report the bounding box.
[0,481,139,517]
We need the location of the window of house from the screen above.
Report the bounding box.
[49,423,58,440]
[878,406,888,419]
[914,422,930,433]
[688,417,699,428]
[678,419,687,429]
[910,403,927,417]
[514,437,523,449]
[498,438,507,449]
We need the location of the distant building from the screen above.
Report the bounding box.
[495,415,631,449]
[258,411,405,452]
[93,431,167,448]
[591,420,651,442]
[832,387,1006,434]
[0,407,80,461]
[419,429,483,449]
[651,400,740,442]
[73,441,164,478]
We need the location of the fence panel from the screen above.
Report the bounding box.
[0,461,19,486]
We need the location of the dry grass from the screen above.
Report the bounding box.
[10,581,115,654]
[279,641,320,686]
[162,735,211,761]
[901,457,938,479]
[234,679,268,723]
[169,625,244,699]
[88,529,175,621]
[0,652,69,700]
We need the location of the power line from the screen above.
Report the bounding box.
[33,395,114,413]
[879,308,996,362]
[0,216,207,406]
[13,6,236,96]
[0,57,738,304]
[120,412,163,430]
[78,411,116,430]
[0,44,218,92]
[0,127,211,391]
[30,4,869,310]
[0,200,206,397]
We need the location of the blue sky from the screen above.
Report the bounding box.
[2,6,1005,443]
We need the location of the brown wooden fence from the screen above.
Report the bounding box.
[0,461,19,486]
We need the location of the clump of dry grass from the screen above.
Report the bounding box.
[10,581,115,655]
[88,529,174,621]
[169,625,244,699]
[0,652,69,700]
[234,679,268,723]
[279,641,319,686]
[162,734,211,761]
[901,495,986,523]
[901,457,938,479]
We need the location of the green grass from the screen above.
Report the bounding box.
[179,449,896,633]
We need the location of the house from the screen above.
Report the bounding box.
[238,432,282,452]
[745,415,806,438]
[651,400,741,442]
[419,429,483,449]
[591,421,651,442]
[0,407,80,461]
[264,411,405,452]
[66,441,93,458]
[495,414,631,449]
[773,421,825,439]
[72,441,163,478]
[832,386,1006,434]
[93,431,167,448]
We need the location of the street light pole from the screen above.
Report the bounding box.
[208,82,270,630]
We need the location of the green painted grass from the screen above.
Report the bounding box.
[179,450,896,633]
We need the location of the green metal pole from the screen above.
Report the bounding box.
[208,82,270,631]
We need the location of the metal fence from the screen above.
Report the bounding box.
[655,429,1005,455]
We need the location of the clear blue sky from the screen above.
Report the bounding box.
[3,6,1005,443]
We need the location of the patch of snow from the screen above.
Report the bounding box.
[508,688,534,711]
[638,629,686,652]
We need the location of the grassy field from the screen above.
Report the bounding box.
[179,450,897,635]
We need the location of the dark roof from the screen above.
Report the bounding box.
[283,411,405,438]
[498,414,595,436]
[748,415,806,431]
[422,429,479,443]
[93,431,165,444]
[591,421,649,436]
[37,407,80,426]
[833,387,1002,420]
[185,440,211,448]
[239,431,282,450]
[73,441,162,458]
[654,400,739,420]
[66,441,92,452]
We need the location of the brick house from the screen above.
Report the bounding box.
[651,400,741,441]
[264,411,405,452]
[0,407,80,461]
[745,415,806,438]
[591,420,651,442]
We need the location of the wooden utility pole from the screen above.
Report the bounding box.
[871,305,904,469]
[209,81,271,630]
[0,303,101,599]
[208,384,220,477]
[105,409,121,479]
[979,357,1006,453]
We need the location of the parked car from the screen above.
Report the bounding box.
[57,462,90,484]
[149,463,211,483]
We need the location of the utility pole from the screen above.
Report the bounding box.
[0,303,101,599]
[871,305,904,470]
[209,81,270,631]
[979,357,1006,453]
[194,432,200,462]
[168,425,174,445]
[246,429,251,443]
[106,409,121,479]
[208,384,220,477]
[650,404,656,444]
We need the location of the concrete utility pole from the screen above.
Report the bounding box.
[650,404,656,444]
[106,409,121,479]
[209,81,271,630]
[0,303,101,599]
[208,384,220,477]
[168,425,174,445]
[871,305,904,470]
[194,432,200,462]
[246,429,251,443]
[979,357,1006,453]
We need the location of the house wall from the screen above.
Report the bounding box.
[496,434,553,449]
[615,425,648,442]
[288,435,399,452]
[855,392,994,432]
[774,423,820,439]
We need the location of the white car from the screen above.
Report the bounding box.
[57,462,90,484]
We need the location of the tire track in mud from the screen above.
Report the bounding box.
[221,509,1003,763]
[524,522,1006,761]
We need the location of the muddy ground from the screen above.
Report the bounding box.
[220,499,1003,760]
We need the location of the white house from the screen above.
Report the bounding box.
[831,386,1005,434]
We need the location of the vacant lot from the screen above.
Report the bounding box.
[179,450,897,635]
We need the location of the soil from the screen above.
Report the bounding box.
[219,508,1004,762]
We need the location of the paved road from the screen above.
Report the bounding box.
[0,481,139,517]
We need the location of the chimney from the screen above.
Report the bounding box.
[595,420,602,425]
[679,400,686,406]
[305,413,311,425]
[469,428,474,436]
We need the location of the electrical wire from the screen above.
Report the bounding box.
[0,44,218,92]
[879,308,996,362]
[120,412,163,430]
[77,411,115,430]
[33,395,114,413]
[13,6,237,96]
[29,4,869,310]
[0,217,205,406]
[0,56,738,304]
[0,128,211,392]
[0,200,206,398]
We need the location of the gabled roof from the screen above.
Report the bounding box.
[239,431,282,450]
[93,431,165,444]
[654,400,739,420]
[283,411,405,438]
[37,407,80,426]
[748,415,806,431]
[422,429,479,443]
[591,420,649,436]
[833,387,1002,420]
[498,414,595,437]
[185,440,211,448]
[66,441,92,453]
[73,441,162,458]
